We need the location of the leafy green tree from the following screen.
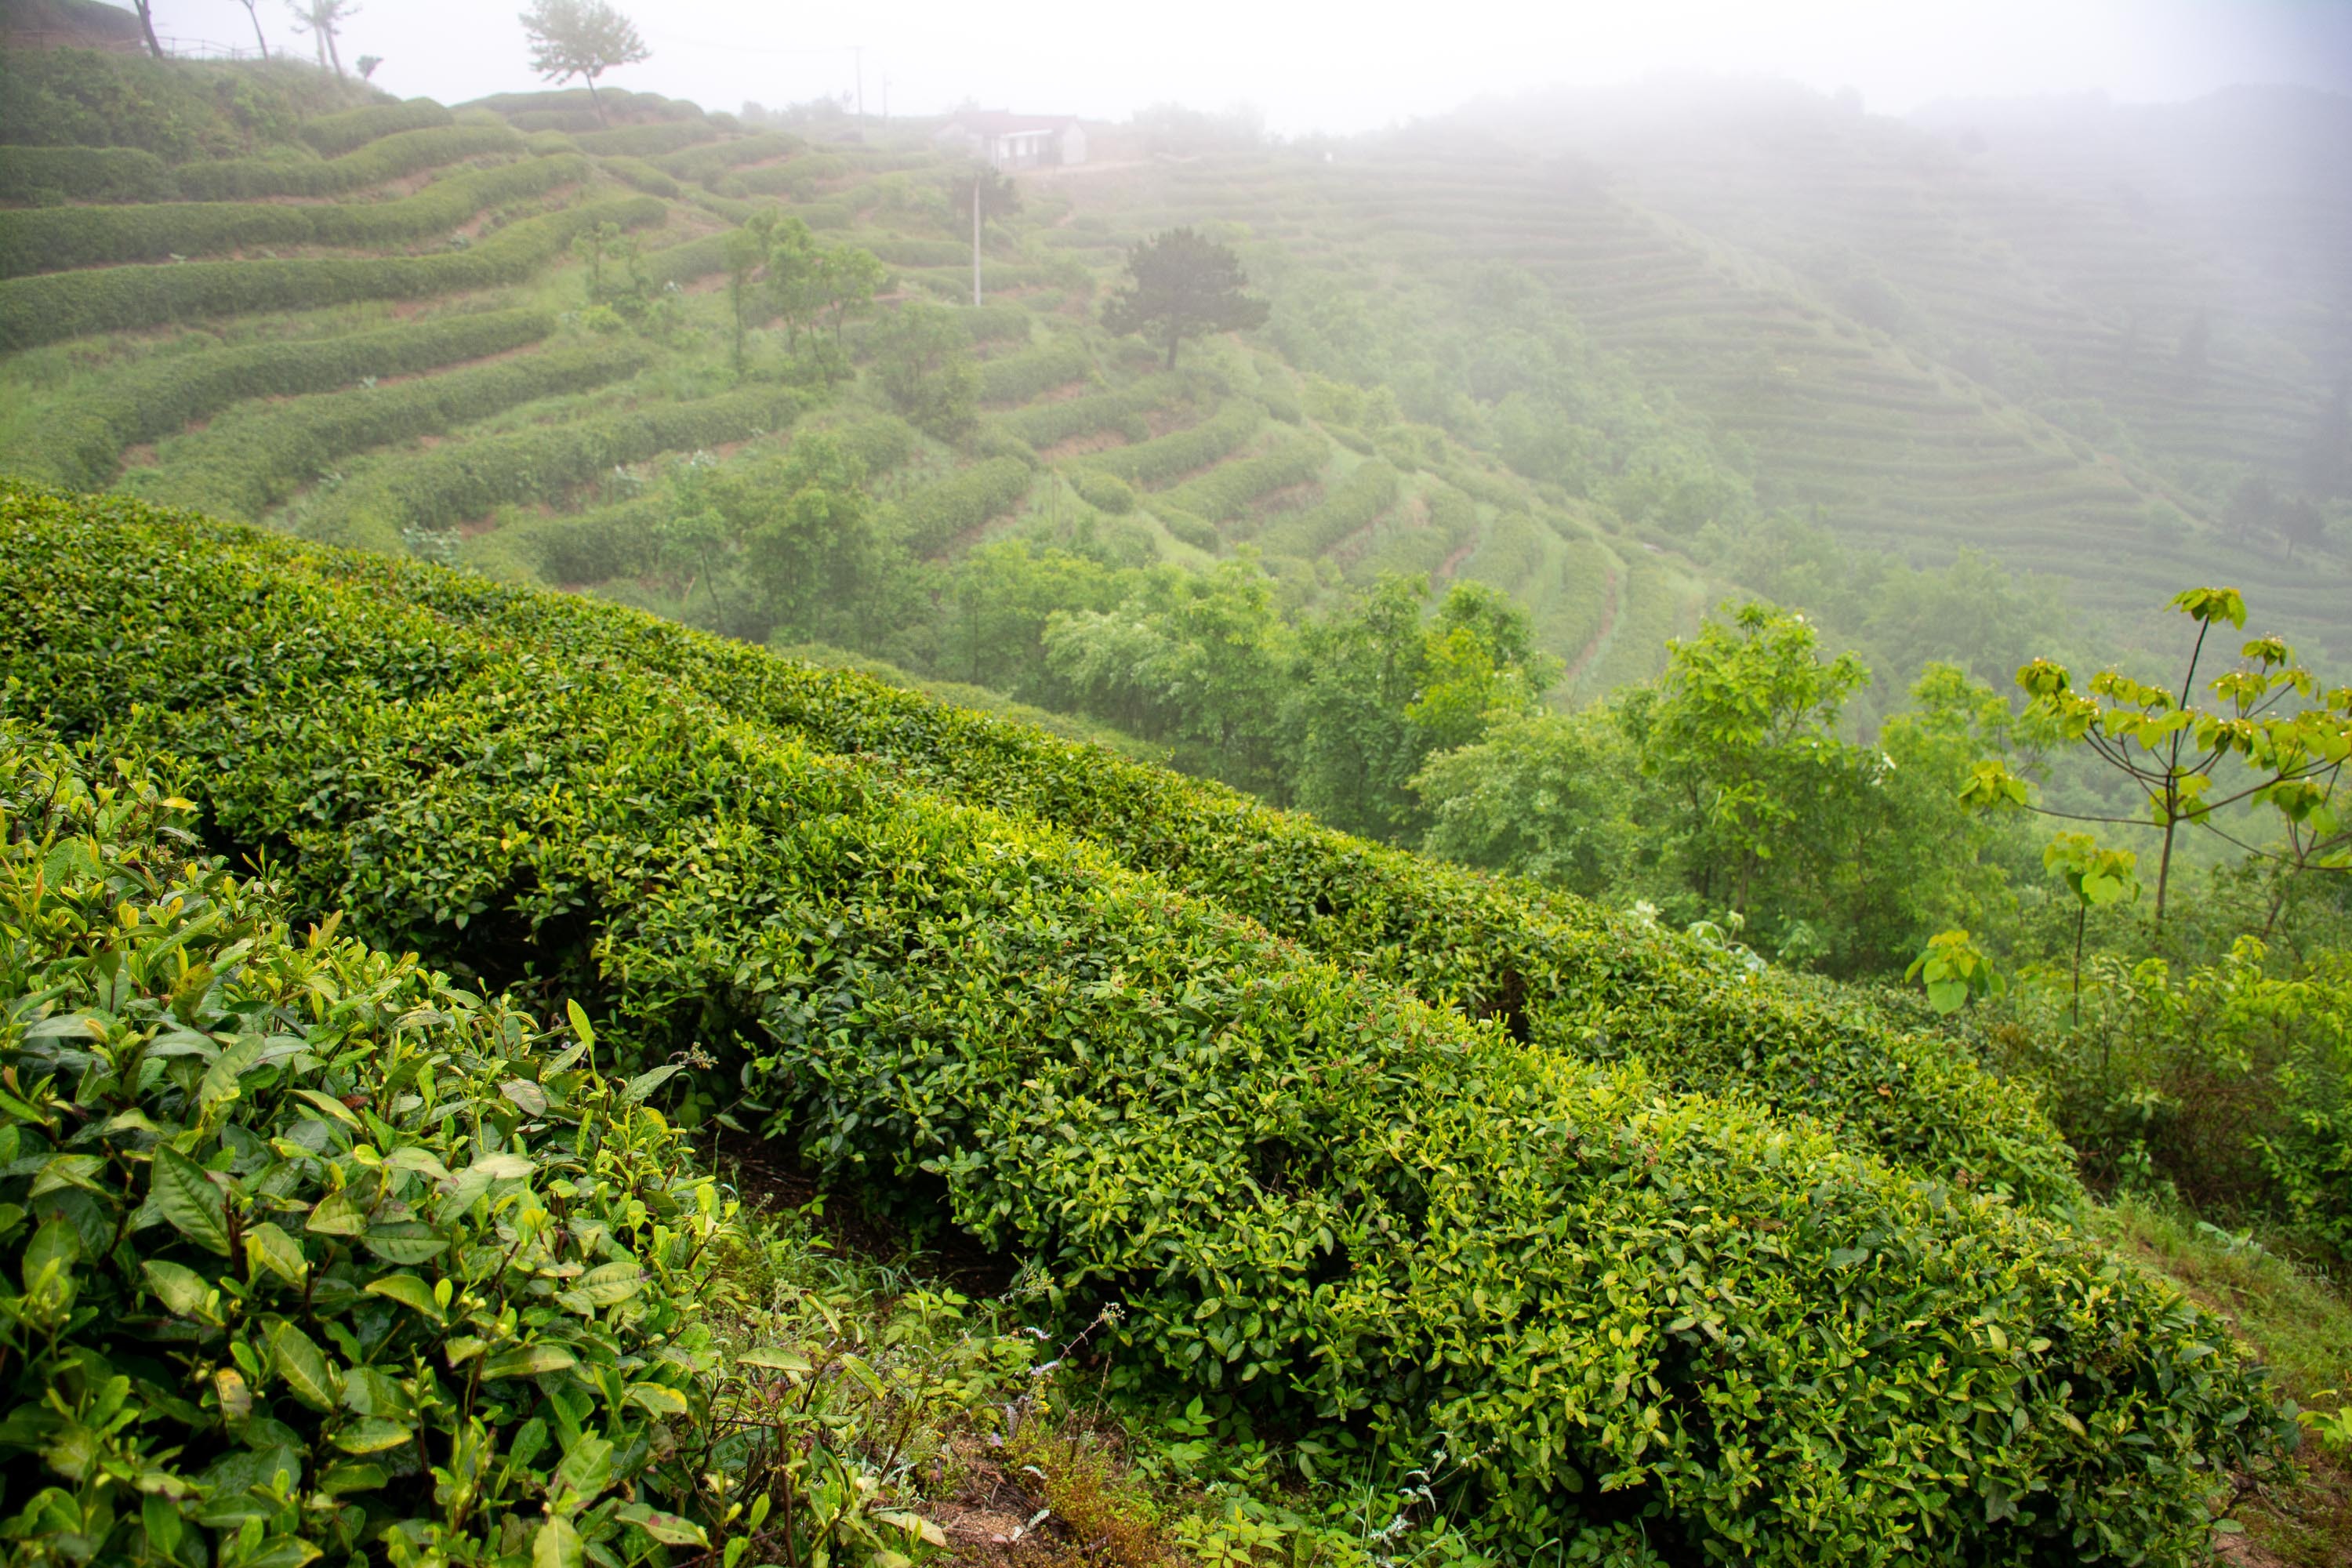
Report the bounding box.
[1414,708,1643,896]
[739,436,881,641]
[868,302,979,439]
[1044,558,1294,797]
[520,0,650,125]
[1633,602,1869,916]
[1103,227,1270,371]
[1969,586,2352,924]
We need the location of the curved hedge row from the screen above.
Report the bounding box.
[998,372,1191,448]
[299,97,455,158]
[573,121,720,158]
[1157,431,1329,522]
[172,122,524,201]
[0,154,585,278]
[292,382,812,553]
[599,154,683,198]
[0,194,661,350]
[0,307,553,492]
[653,132,803,184]
[890,455,1036,555]
[1074,397,1264,488]
[1257,457,1403,557]
[0,144,177,204]
[134,339,652,520]
[0,720,965,1565]
[0,487,2294,1564]
[339,539,2081,1207]
[979,336,1096,405]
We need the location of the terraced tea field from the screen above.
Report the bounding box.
[1055,124,2347,659]
[0,78,1713,699]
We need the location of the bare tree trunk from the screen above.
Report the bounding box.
[586,75,607,126]
[241,1,270,59]
[324,22,347,79]
[133,0,165,56]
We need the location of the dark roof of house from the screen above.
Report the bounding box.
[942,111,1080,136]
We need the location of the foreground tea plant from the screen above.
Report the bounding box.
[0,724,1032,1566]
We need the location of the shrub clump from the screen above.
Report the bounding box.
[172,123,524,201]
[298,98,455,158]
[889,456,1035,555]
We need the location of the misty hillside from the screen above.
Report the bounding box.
[2,32,2351,1568]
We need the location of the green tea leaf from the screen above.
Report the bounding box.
[305,1187,369,1237]
[481,1343,577,1380]
[149,1145,230,1256]
[363,1272,445,1323]
[615,1503,706,1546]
[331,1417,413,1454]
[267,1319,341,1411]
[624,1382,688,1417]
[361,1222,449,1265]
[243,1221,308,1287]
[140,1258,212,1318]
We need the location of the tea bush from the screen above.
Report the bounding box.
[0,307,554,493]
[0,486,2296,1563]
[132,339,654,521]
[572,122,719,159]
[0,146,177,205]
[998,372,1192,448]
[292,382,814,553]
[1068,466,1138,514]
[979,337,1096,405]
[653,133,803,185]
[0,154,586,277]
[1257,458,1402,556]
[1075,397,1263,488]
[597,155,681,198]
[1158,431,1328,521]
[0,719,1030,1566]
[172,123,524,201]
[299,98,455,158]
[0,195,662,351]
[889,455,1035,555]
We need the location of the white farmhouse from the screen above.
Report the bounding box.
[934,111,1089,171]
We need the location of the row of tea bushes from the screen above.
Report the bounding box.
[1072,396,1265,488]
[339,541,2082,1204]
[0,194,662,350]
[0,485,2292,1564]
[0,145,177,205]
[132,339,654,521]
[997,372,1195,448]
[890,455,1037,555]
[173,122,524,201]
[1157,431,1330,522]
[298,96,455,157]
[291,381,814,553]
[1254,458,1403,557]
[0,307,557,492]
[0,154,586,277]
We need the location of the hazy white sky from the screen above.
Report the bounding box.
[136,0,2352,132]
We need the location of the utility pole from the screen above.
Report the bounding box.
[881,74,891,126]
[973,172,984,307]
[853,45,865,124]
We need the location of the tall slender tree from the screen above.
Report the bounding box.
[128,0,165,56]
[234,0,270,59]
[519,0,652,127]
[287,0,358,78]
